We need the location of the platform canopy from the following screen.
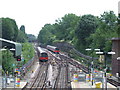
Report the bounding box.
[0,38,22,57]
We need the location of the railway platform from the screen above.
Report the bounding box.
[15,81,27,88]
[2,61,39,89]
[71,81,117,89]
[2,81,27,89]
[71,81,91,88]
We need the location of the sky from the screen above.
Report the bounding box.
[0,0,119,36]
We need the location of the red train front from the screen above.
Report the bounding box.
[37,47,48,62]
[53,48,60,54]
[47,45,60,54]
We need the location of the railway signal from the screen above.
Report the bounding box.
[17,56,21,61]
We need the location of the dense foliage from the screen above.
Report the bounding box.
[22,43,35,64]
[17,25,28,42]
[118,14,120,37]
[1,18,28,42]
[75,14,98,53]
[38,14,80,44]
[1,18,36,74]
[1,50,16,74]
[27,34,36,42]
[37,11,118,54]
[88,11,117,51]
[37,11,118,71]
[20,25,25,33]
[2,18,18,41]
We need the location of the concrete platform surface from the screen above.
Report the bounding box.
[71,81,117,89]
[71,82,91,88]
[16,81,27,88]
[5,81,27,89]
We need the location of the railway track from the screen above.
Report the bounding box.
[53,60,69,88]
[47,51,71,89]
[107,78,120,87]
[60,53,120,88]
[60,54,88,73]
[25,62,49,89]
[23,46,71,89]
[23,48,120,89]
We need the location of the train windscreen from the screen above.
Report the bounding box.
[54,48,59,54]
[56,48,59,50]
[41,53,48,57]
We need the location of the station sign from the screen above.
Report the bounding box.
[12,64,15,67]
[15,68,20,72]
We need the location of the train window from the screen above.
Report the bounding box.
[55,48,59,50]
[41,53,48,57]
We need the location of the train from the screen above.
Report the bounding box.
[37,47,48,62]
[47,45,60,54]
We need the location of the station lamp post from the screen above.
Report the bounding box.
[0,48,7,51]
[10,48,15,51]
[96,51,115,90]
[85,48,100,85]
[117,57,120,60]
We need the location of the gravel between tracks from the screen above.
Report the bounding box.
[22,61,39,82]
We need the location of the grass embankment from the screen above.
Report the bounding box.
[22,43,35,64]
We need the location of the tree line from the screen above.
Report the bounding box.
[1,18,36,42]
[37,11,118,54]
[0,18,36,75]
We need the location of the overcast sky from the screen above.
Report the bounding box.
[0,0,119,36]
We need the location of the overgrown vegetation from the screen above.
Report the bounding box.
[1,18,36,43]
[38,11,118,54]
[1,18,36,75]
[38,11,118,53]
[37,11,118,72]
[1,50,16,75]
[22,43,35,64]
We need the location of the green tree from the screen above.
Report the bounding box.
[2,18,18,41]
[37,13,80,45]
[75,14,98,53]
[55,14,80,42]
[2,50,15,74]
[118,13,120,37]
[20,25,25,33]
[88,11,117,51]
[27,34,36,42]
[17,30,27,42]
[37,24,56,45]
[22,43,34,63]
[17,25,28,42]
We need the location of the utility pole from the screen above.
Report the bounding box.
[85,48,100,86]
[96,51,115,90]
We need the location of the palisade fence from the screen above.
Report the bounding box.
[20,56,36,77]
